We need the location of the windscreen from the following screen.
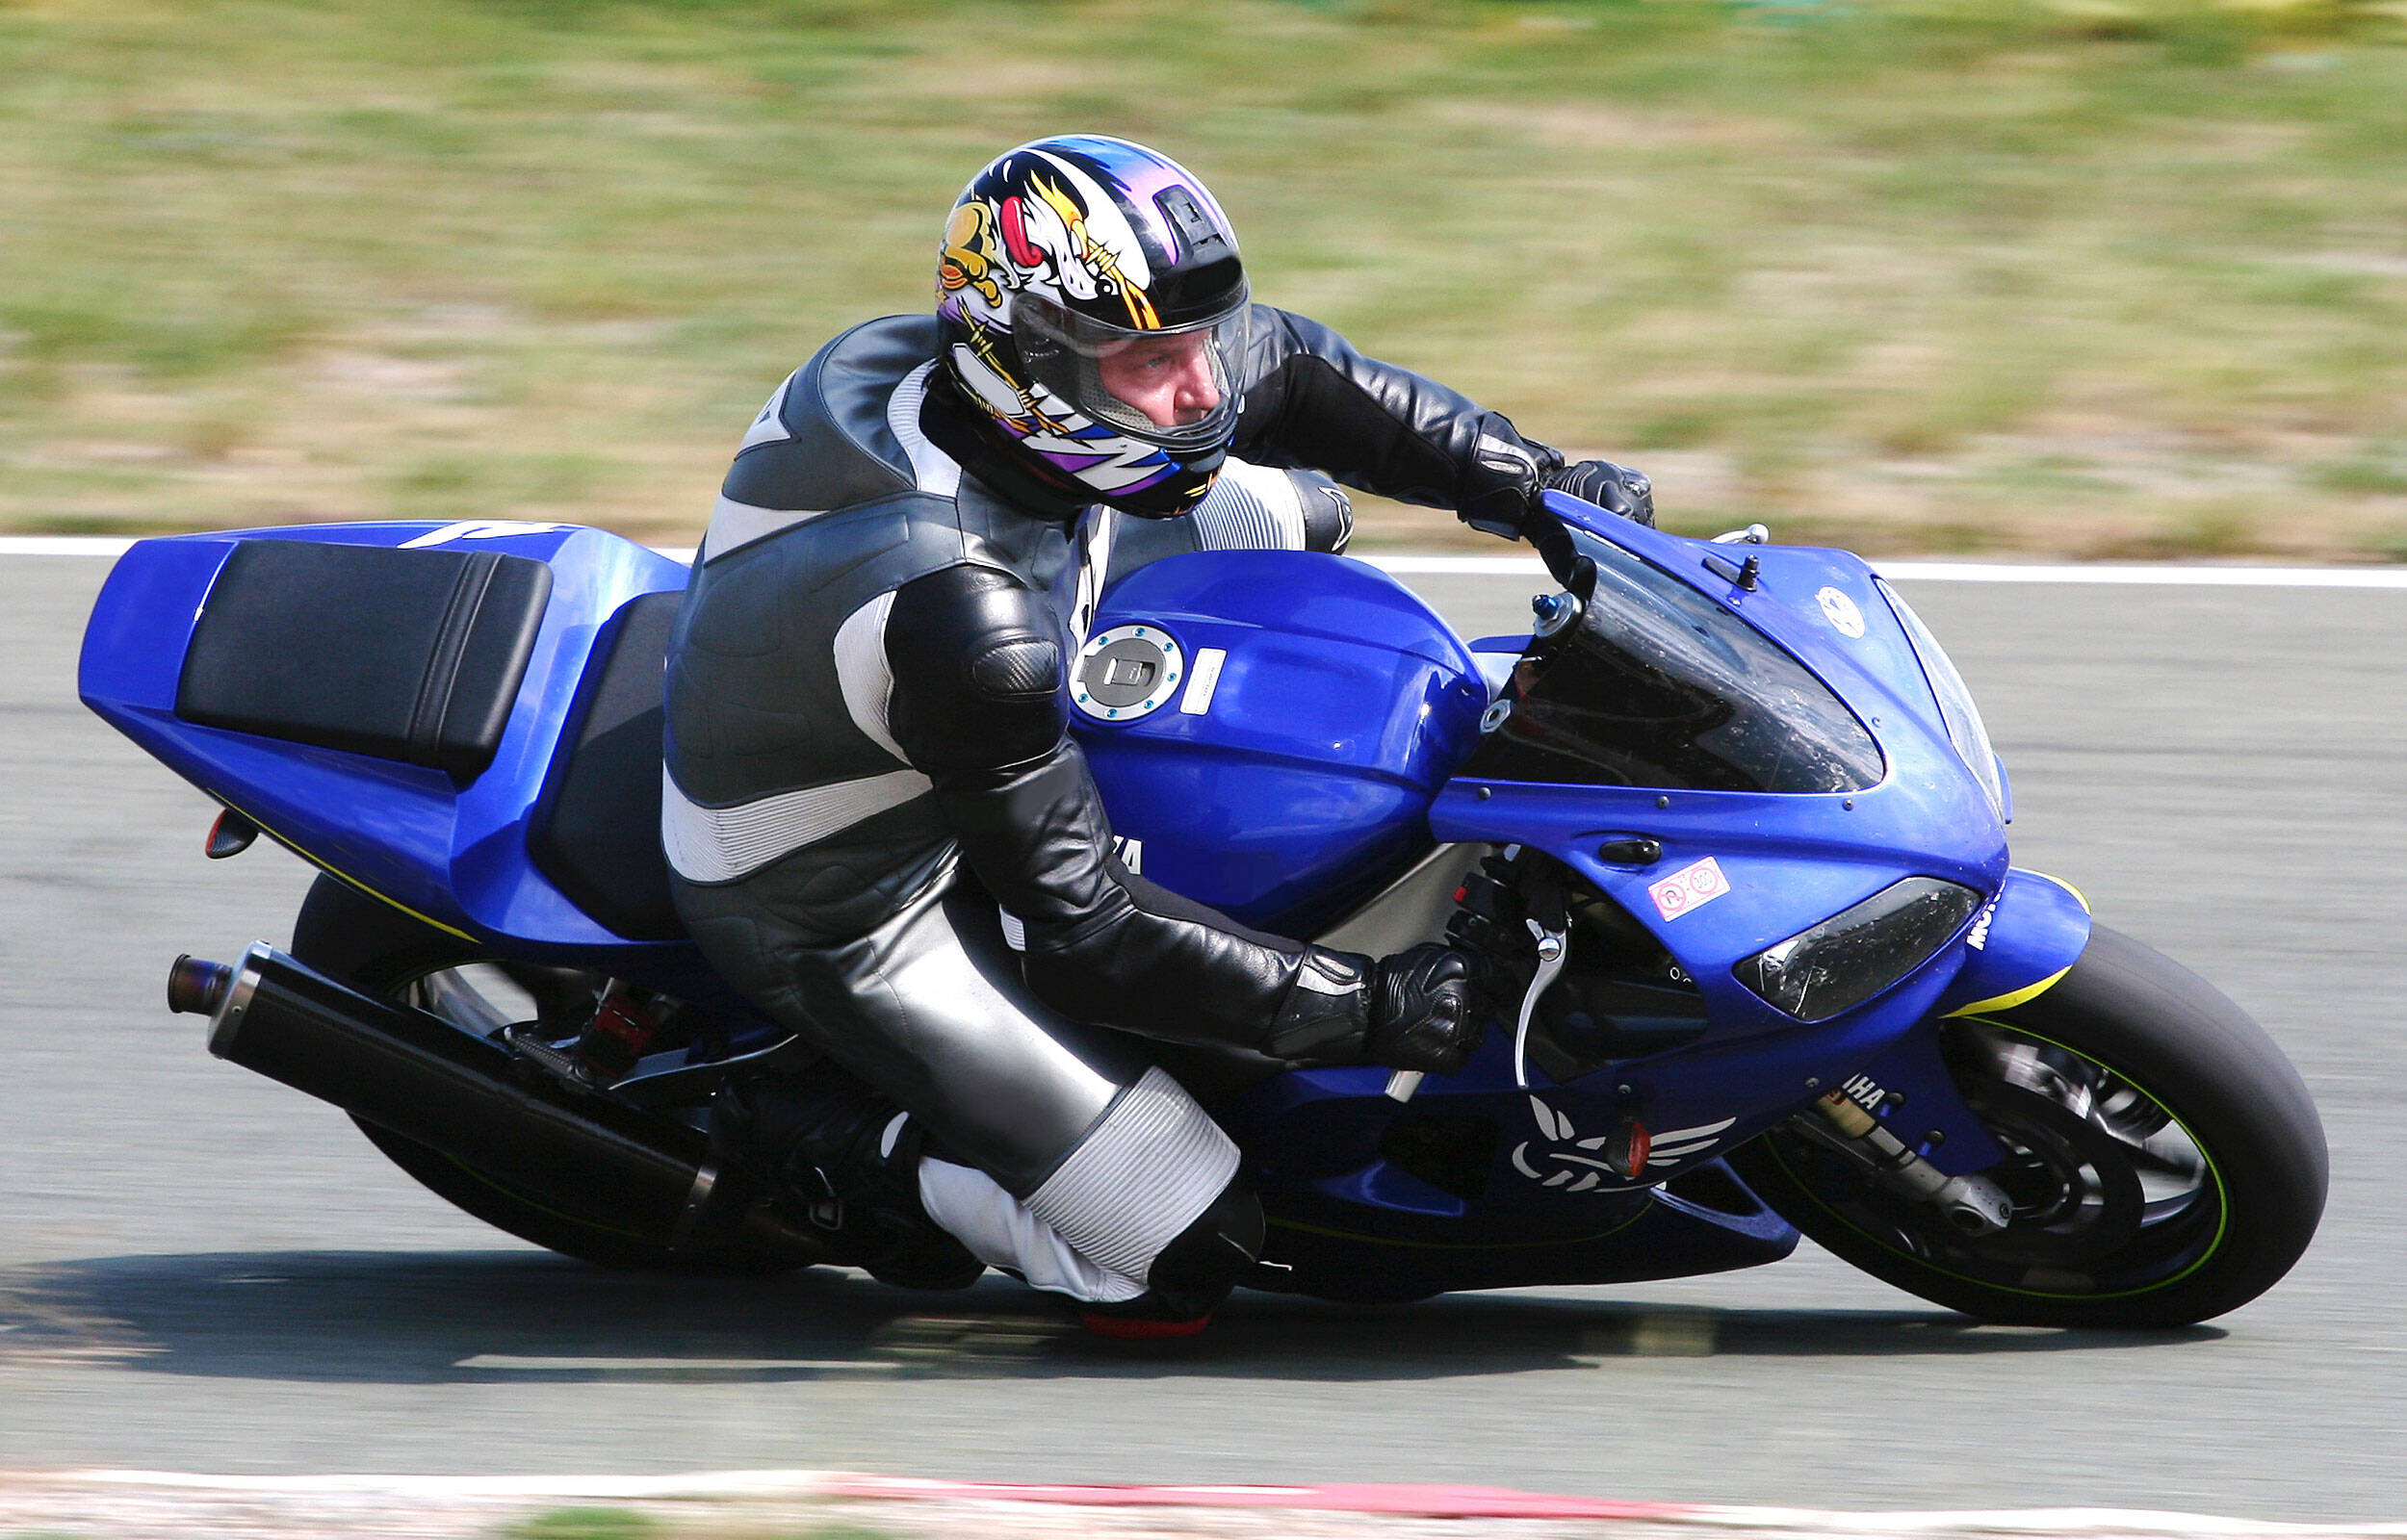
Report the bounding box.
[1460,534,1885,794]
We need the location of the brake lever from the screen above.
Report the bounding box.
[1390,923,1566,1104]
[1513,920,1569,1091]
[1394,859,1570,1102]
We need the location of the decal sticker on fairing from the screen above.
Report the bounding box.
[1510,1096,1738,1192]
[1511,1096,1628,1194]
[1647,857,1731,921]
[399,521,570,549]
[1816,585,1867,638]
[1966,895,1999,951]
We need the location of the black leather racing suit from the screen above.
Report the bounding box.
[663,307,1566,1296]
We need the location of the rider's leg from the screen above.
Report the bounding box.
[694,869,1255,1313]
[917,1141,1265,1314]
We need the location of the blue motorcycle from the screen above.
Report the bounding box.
[79,495,2326,1327]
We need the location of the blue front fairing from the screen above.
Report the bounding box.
[1418,507,2025,1179]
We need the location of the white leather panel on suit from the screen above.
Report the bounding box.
[916,1159,1147,1303]
[830,590,909,762]
[1021,1065,1242,1284]
[1188,457,1309,551]
[660,765,931,885]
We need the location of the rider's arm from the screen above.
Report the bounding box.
[1230,304,1561,539]
[878,563,1374,1065]
[1230,305,1652,536]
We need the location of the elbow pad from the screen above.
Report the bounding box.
[884,564,1067,779]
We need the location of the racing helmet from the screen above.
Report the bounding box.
[935,136,1250,519]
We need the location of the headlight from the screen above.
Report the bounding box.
[1875,578,2005,820]
[1735,877,1984,1021]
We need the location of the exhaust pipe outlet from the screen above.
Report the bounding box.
[168,954,236,1017]
[175,943,750,1250]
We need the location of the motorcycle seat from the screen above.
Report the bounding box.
[175,538,552,784]
[527,589,685,941]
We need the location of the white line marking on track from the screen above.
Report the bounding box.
[10,535,2400,587]
[1359,554,2407,588]
[0,536,139,556]
[1874,560,2407,588]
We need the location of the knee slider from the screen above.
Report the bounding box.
[1144,1176,1264,1315]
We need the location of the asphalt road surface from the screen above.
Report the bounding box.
[4,555,2402,1521]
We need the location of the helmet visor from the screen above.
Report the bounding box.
[1014,288,1250,454]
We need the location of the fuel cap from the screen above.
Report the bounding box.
[1072,624,1183,722]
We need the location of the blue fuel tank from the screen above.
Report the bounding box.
[1072,551,1489,936]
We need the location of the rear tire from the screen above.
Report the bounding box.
[291,875,804,1275]
[1728,925,2326,1326]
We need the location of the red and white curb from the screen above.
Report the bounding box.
[1,1471,2400,1538]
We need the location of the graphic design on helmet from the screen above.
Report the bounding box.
[934,136,1251,519]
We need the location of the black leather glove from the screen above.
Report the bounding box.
[1543,460,1654,527]
[1364,944,1481,1075]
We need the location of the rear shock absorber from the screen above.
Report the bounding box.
[573,980,663,1083]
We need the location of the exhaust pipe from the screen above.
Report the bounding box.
[170,943,750,1250]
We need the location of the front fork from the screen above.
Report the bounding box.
[1791,1088,2013,1236]
[1761,866,2095,1234]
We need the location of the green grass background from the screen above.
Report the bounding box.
[3,0,2405,556]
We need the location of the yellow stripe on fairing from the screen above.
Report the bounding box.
[1944,965,2071,1018]
[210,792,479,943]
[1940,869,2091,1015]
[2028,869,2092,913]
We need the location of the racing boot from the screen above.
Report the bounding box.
[711,1065,984,1291]
[1074,1179,1264,1340]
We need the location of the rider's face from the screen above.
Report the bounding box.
[1095,331,1221,429]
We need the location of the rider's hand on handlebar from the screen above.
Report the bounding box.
[1364,944,1481,1076]
[1510,459,1652,591]
[1543,460,1654,527]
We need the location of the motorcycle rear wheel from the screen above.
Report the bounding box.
[290,875,805,1275]
[1726,924,2325,1327]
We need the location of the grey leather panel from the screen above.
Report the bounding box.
[716,315,940,523]
[680,867,1145,1194]
[662,764,932,886]
[1023,1065,1239,1283]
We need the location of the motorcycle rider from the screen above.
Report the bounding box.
[664,136,1652,1331]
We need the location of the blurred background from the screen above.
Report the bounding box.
[2,0,2404,558]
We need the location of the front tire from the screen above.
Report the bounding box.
[1728,925,2326,1327]
[291,875,805,1275]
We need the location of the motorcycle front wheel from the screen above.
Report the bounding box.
[290,875,807,1275]
[1726,924,2326,1327]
